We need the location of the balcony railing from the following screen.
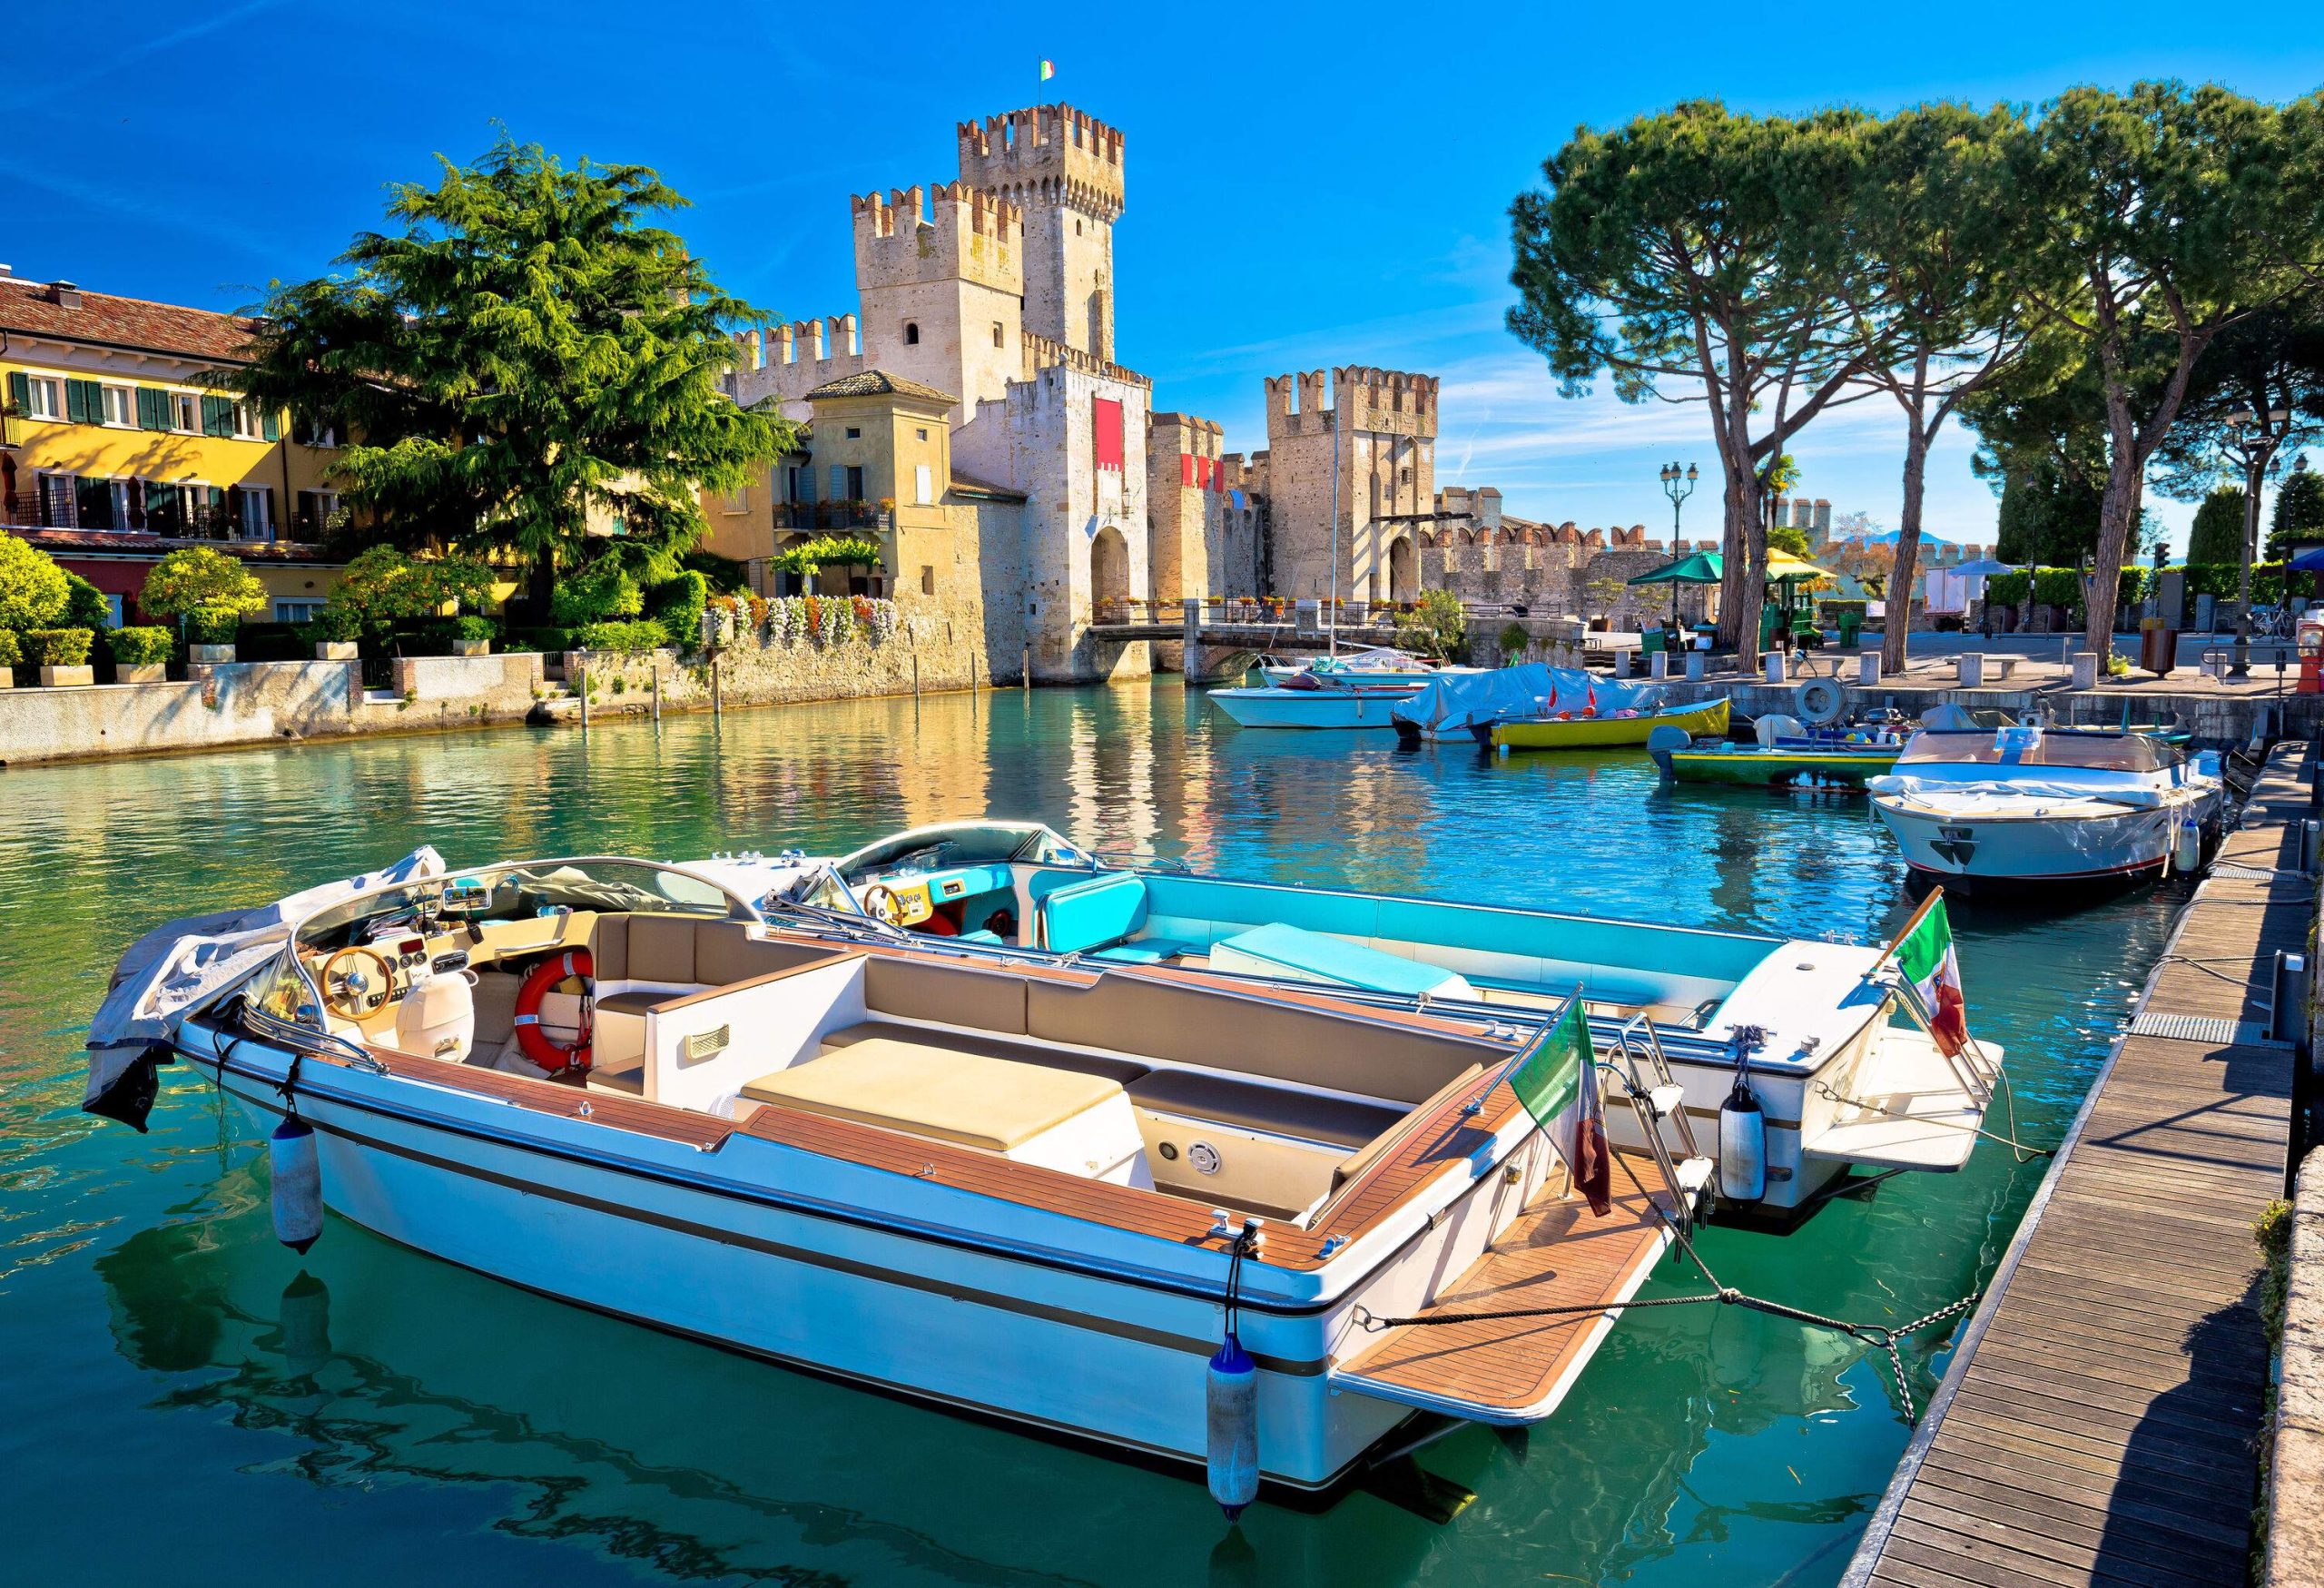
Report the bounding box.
[772,502,890,531]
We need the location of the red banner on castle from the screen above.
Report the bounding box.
[1195,455,1213,488]
[1093,399,1124,472]
[1181,453,1195,488]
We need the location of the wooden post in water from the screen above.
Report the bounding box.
[711,650,723,719]
[577,657,589,734]
[912,649,921,699]
[651,657,661,725]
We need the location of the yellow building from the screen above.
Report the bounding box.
[0,269,350,624]
[700,370,1024,616]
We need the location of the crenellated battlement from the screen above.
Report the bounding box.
[739,313,863,369]
[1263,367,1439,439]
[852,181,1024,294]
[1022,330,1150,390]
[957,104,1126,220]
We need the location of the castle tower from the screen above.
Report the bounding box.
[958,105,1126,363]
[850,182,1026,426]
[1260,367,1439,603]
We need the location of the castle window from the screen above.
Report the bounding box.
[993,322,1005,348]
[921,566,935,596]
[845,427,862,439]
[1075,220,1082,235]
[915,428,929,440]
[903,321,920,346]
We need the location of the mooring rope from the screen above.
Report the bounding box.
[1350,1152,1983,1420]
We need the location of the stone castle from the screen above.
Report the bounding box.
[703,101,1977,677]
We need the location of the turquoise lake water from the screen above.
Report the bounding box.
[0,680,2184,1586]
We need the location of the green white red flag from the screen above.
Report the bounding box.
[1507,992,1610,1215]
[1891,892,1970,1057]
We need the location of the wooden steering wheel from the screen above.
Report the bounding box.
[859,883,910,929]
[320,946,397,1021]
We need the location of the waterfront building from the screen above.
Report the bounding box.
[0,268,350,624]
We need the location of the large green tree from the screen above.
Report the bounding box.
[2187,487,2249,564]
[235,136,798,612]
[1509,101,1878,650]
[1852,103,2036,672]
[2001,83,2324,658]
[2272,456,2324,557]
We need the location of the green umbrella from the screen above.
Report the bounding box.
[1629,550,1725,628]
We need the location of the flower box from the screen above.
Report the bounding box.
[41,666,95,687]
[116,664,167,684]
[189,645,236,665]
[0,667,13,689]
[315,641,359,661]
[453,637,491,656]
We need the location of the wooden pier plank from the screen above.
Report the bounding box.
[1845,744,2302,1588]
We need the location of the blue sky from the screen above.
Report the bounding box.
[7,2,2320,553]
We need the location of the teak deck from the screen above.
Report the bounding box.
[1336,1148,1675,1415]
[1844,744,2307,1588]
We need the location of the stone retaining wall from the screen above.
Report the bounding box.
[2268,1149,2324,1585]
[561,612,988,718]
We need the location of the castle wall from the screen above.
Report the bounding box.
[958,106,1125,363]
[1260,367,1439,604]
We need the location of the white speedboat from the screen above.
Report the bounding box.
[696,821,2008,1216]
[1869,725,2225,887]
[84,853,1715,1509]
[1206,672,1423,729]
[1257,646,1471,687]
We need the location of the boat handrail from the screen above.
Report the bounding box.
[1876,969,1998,1103]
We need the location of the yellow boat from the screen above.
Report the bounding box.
[1489,695,1731,752]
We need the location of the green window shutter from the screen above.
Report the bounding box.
[261,409,280,442]
[135,388,162,429]
[6,371,26,414]
[201,395,230,437]
[66,379,102,424]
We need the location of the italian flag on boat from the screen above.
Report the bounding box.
[1892,892,1971,1057]
[1508,993,1612,1215]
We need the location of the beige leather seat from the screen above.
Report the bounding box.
[821,1020,1147,1087]
[1124,1070,1403,1149]
[743,1037,1122,1153]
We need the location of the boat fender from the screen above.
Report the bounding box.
[270,1114,324,1253]
[1797,678,1846,727]
[1206,1221,1263,1520]
[1717,1027,1768,1202]
[2173,818,2202,875]
[513,950,594,1075]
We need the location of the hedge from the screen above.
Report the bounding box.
[0,631,19,669]
[573,620,666,656]
[20,627,94,667]
[108,626,174,666]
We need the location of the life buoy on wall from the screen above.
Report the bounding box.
[513,950,593,1074]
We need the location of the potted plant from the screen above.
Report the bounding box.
[186,609,241,664]
[140,547,265,664]
[24,626,96,686]
[0,630,17,688]
[452,615,496,656]
[108,626,174,684]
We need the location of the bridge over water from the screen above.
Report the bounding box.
[1085,598,1408,681]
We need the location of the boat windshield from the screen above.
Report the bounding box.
[292,858,749,953]
[1895,729,2171,773]
[835,824,1080,885]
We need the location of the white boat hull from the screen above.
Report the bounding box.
[185,1024,1571,1493]
[1206,687,1418,729]
[1874,796,2211,883]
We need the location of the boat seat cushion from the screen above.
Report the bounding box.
[820,1021,1149,1086]
[741,1037,1123,1152]
[628,913,703,986]
[861,954,1031,1033]
[1125,1070,1404,1149]
[595,987,685,1016]
[1087,938,1200,964]
[1211,922,1469,998]
[1040,872,1147,954]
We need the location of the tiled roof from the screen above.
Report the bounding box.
[948,471,1026,503]
[0,278,260,363]
[803,370,958,405]
[3,527,340,565]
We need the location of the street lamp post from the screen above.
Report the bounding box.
[1659,461,1699,555]
[1660,462,1699,629]
[2225,406,2294,678]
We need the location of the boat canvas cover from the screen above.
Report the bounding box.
[1867,776,2171,811]
[84,846,446,1127]
[1393,666,1658,737]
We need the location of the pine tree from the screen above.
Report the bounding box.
[2270,458,2324,558]
[2187,486,2249,567]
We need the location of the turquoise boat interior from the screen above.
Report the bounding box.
[795,821,1787,1029]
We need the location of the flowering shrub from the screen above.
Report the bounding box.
[760,595,902,646]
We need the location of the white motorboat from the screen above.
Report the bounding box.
[1869,725,2226,887]
[84,853,1727,1509]
[1206,672,1423,729]
[698,820,2010,1215]
[1257,646,1471,687]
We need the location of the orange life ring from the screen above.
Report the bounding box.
[514,950,593,1074]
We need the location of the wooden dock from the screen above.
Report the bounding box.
[1844,745,2309,1588]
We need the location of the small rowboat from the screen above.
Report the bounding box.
[1653,731,1903,790]
[1489,696,1731,753]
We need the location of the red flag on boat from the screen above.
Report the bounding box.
[1584,681,1599,719]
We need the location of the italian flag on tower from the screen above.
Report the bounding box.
[1892,893,1970,1057]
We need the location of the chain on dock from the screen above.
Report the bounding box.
[1348,1152,1984,1421]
